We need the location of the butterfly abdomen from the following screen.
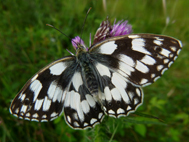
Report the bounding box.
[77,52,98,95]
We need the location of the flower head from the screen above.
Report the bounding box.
[110,20,132,37]
[71,36,86,50]
[93,18,132,45]
[71,18,132,52]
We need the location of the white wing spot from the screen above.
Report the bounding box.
[108,109,115,114]
[49,62,67,75]
[151,74,156,78]
[96,63,111,77]
[51,112,57,117]
[119,54,135,67]
[140,55,156,65]
[43,96,51,111]
[20,105,27,113]
[34,99,44,111]
[90,118,97,125]
[128,92,134,100]
[98,112,103,119]
[136,88,141,96]
[154,40,163,46]
[164,59,169,64]
[86,94,96,107]
[72,92,84,122]
[132,38,151,55]
[47,81,57,99]
[155,37,164,41]
[104,87,112,101]
[127,106,132,111]
[119,62,135,76]
[81,100,90,114]
[20,94,26,102]
[135,61,149,73]
[26,113,30,117]
[64,91,71,107]
[32,113,39,118]
[140,78,148,84]
[117,108,125,114]
[52,86,63,102]
[73,122,80,127]
[160,48,171,57]
[42,115,47,118]
[157,65,164,71]
[111,88,122,101]
[72,72,83,91]
[70,91,77,109]
[67,116,71,123]
[170,46,177,52]
[84,122,88,127]
[169,54,174,58]
[30,80,42,102]
[128,35,140,38]
[99,41,117,55]
[134,98,139,105]
[73,113,79,121]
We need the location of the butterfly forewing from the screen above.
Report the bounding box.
[10,56,76,122]
[89,34,182,86]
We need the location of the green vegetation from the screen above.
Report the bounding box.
[0,0,188,141]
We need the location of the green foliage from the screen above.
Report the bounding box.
[1,0,189,141]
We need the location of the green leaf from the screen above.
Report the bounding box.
[134,124,147,137]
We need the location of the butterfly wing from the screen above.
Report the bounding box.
[9,56,76,122]
[63,71,104,129]
[10,56,105,129]
[89,34,182,86]
[91,62,143,117]
[64,71,104,129]
[88,34,182,117]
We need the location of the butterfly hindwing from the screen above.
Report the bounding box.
[89,34,182,86]
[9,56,76,122]
[93,62,143,117]
[63,71,104,129]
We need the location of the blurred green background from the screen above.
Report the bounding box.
[0,0,189,142]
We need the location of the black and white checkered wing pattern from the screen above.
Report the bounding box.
[93,62,143,117]
[10,56,105,129]
[9,57,76,122]
[90,34,182,86]
[63,71,104,129]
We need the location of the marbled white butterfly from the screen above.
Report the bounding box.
[10,18,182,129]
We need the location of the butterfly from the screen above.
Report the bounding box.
[9,18,182,129]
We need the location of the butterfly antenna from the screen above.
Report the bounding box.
[46,24,77,45]
[80,7,92,43]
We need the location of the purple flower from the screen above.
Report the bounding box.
[110,20,132,37]
[71,18,132,51]
[93,18,132,45]
[71,36,86,50]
